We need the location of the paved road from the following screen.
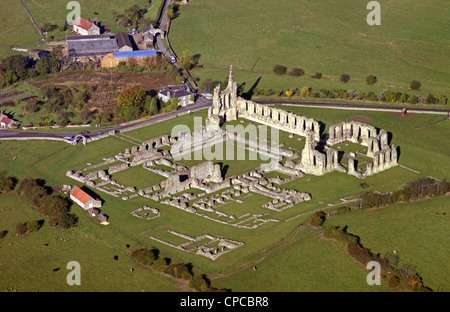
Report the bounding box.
[0,97,211,141]
[2,98,448,141]
[154,0,197,93]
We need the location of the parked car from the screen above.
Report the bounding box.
[170,56,176,64]
[80,131,89,135]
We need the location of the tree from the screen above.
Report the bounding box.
[146,96,159,115]
[161,98,179,113]
[117,85,147,121]
[299,86,311,97]
[310,211,326,227]
[26,220,42,232]
[57,213,78,229]
[179,50,196,71]
[410,80,421,90]
[273,65,287,75]
[289,68,305,76]
[37,195,69,217]
[366,75,377,85]
[340,74,350,83]
[312,72,322,79]
[0,174,15,193]
[17,178,47,200]
[16,223,27,236]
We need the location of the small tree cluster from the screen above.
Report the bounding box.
[410,80,421,90]
[358,177,450,209]
[310,211,326,227]
[340,74,350,83]
[273,65,287,75]
[17,178,78,229]
[322,225,430,291]
[366,75,377,85]
[0,173,15,193]
[289,68,305,77]
[130,248,225,292]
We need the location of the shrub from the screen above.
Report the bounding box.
[312,72,322,79]
[164,263,193,280]
[130,248,158,266]
[410,80,421,90]
[426,94,436,104]
[0,230,8,239]
[336,206,351,215]
[57,213,78,229]
[37,195,70,217]
[340,74,350,83]
[17,178,47,200]
[366,75,377,85]
[388,276,400,288]
[189,274,211,292]
[16,222,27,236]
[152,258,170,272]
[347,243,373,264]
[25,220,42,232]
[273,65,287,75]
[310,211,326,227]
[290,68,305,76]
[0,174,15,193]
[299,86,311,97]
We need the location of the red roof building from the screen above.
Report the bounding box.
[70,186,101,210]
[73,17,100,36]
[0,111,16,128]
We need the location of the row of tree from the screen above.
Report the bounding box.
[17,178,78,229]
[130,248,226,292]
[357,177,450,210]
[273,64,425,90]
[322,225,431,291]
[250,86,448,105]
[0,174,78,239]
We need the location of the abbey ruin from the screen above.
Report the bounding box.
[66,65,399,260]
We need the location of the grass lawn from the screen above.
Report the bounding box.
[170,0,450,96]
[111,165,166,190]
[0,191,178,292]
[0,105,448,291]
[324,195,450,291]
[212,228,392,292]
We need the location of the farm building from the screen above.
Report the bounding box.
[100,50,158,68]
[66,35,119,58]
[88,207,100,217]
[116,32,136,52]
[73,17,100,36]
[70,186,102,210]
[0,111,17,128]
[158,85,194,107]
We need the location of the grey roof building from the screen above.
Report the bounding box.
[115,32,136,51]
[66,35,119,58]
[158,85,194,107]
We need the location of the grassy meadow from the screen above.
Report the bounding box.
[0,102,449,291]
[170,0,450,96]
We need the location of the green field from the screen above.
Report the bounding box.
[0,0,160,56]
[170,0,450,95]
[324,196,450,292]
[0,105,449,291]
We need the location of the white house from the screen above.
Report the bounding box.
[70,186,101,210]
[158,85,194,107]
[0,111,16,129]
[73,17,100,36]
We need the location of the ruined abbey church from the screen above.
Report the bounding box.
[206,65,398,178]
